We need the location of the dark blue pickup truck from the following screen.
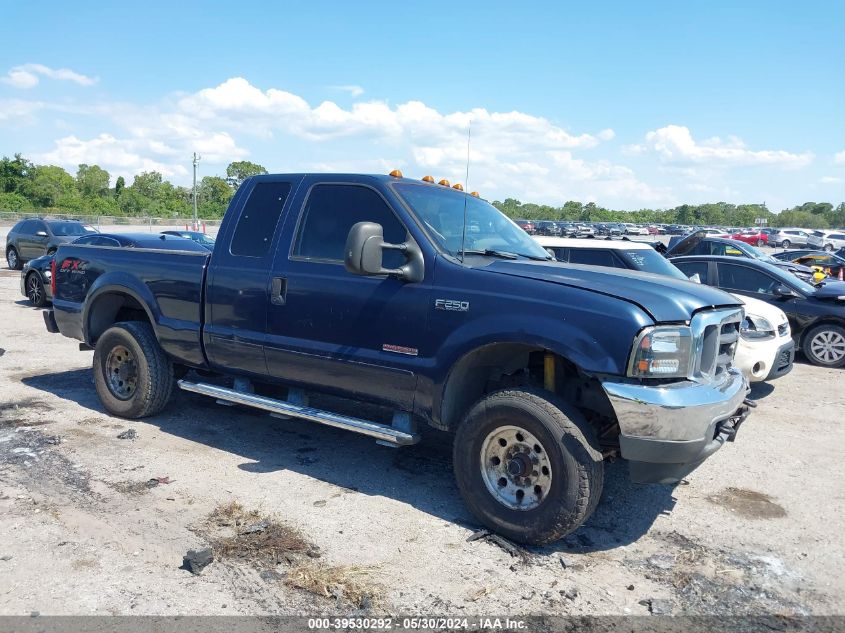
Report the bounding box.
[44,172,751,544]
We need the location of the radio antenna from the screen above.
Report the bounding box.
[459,120,471,263]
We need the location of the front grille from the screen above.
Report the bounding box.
[776,348,793,371]
[690,308,743,380]
[778,322,789,337]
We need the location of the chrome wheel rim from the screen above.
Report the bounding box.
[480,425,552,511]
[810,331,845,364]
[26,275,42,304]
[106,345,138,400]
[756,239,764,247]
[7,249,17,268]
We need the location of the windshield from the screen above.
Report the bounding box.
[740,242,778,264]
[618,248,688,280]
[49,222,92,236]
[392,183,551,260]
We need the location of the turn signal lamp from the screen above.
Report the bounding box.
[422,175,435,183]
[453,183,464,191]
[389,169,403,178]
[438,179,450,187]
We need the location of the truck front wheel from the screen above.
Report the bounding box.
[93,321,175,418]
[453,389,604,545]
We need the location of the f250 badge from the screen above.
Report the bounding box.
[435,299,470,312]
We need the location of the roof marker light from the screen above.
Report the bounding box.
[422,175,435,183]
[470,191,480,197]
[453,183,464,191]
[438,179,451,187]
[389,169,403,178]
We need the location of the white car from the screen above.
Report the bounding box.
[731,295,792,381]
[808,230,845,252]
[535,237,794,382]
[623,224,650,236]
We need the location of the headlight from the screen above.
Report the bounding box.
[740,314,775,341]
[628,325,693,378]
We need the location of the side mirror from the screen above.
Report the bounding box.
[35,231,48,237]
[774,284,798,299]
[344,222,424,283]
[688,273,702,284]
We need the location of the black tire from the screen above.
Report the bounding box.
[453,389,604,545]
[93,321,174,418]
[781,239,791,249]
[6,246,21,270]
[802,324,845,368]
[756,239,764,247]
[25,272,48,307]
[824,244,834,252]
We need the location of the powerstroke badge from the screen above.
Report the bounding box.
[435,299,470,312]
[382,344,418,356]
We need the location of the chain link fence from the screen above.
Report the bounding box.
[0,210,223,232]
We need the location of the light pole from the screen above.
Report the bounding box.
[192,152,201,230]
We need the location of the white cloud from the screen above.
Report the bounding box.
[597,128,615,141]
[331,84,365,97]
[834,150,845,165]
[819,176,843,184]
[642,125,812,169]
[1,63,98,89]
[38,134,188,179]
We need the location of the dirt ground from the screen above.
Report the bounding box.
[0,266,843,617]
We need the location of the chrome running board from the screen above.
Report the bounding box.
[177,380,419,446]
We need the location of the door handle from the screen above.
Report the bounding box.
[270,276,287,306]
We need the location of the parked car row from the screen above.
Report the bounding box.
[538,231,845,370]
[6,218,215,307]
[536,237,796,381]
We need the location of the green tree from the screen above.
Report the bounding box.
[76,164,111,198]
[226,160,268,189]
[114,175,125,198]
[198,176,233,217]
[20,165,77,207]
[0,153,33,193]
[130,171,165,200]
[0,192,33,211]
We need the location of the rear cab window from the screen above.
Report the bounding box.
[229,182,293,258]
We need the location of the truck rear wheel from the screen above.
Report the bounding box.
[93,321,174,418]
[453,389,604,545]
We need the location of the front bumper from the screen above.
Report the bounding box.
[600,367,750,483]
[765,340,795,381]
[734,335,795,382]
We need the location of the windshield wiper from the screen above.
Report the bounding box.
[459,249,553,261]
[459,249,519,260]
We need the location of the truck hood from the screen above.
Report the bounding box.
[484,260,741,322]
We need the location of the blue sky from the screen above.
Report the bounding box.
[1,1,842,210]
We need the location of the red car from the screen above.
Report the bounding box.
[515,220,536,235]
[731,230,768,247]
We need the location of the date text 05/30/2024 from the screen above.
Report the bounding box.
[307,617,527,630]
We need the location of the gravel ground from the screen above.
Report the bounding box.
[0,265,843,617]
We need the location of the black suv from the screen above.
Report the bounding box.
[5,218,96,269]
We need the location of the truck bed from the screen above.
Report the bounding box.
[52,244,210,367]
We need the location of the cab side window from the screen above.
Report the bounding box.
[293,184,406,268]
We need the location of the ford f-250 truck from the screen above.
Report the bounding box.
[44,172,751,544]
